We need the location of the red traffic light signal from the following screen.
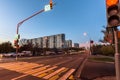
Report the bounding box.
[106,0,119,7]
[90,40,94,44]
[106,0,120,27]
[14,39,19,47]
[49,0,53,9]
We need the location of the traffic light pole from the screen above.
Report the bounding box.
[15,9,44,60]
[114,27,120,80]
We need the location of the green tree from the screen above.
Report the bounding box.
[101,45,114,56]
[0,41,15,53]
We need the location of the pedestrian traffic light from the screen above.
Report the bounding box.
[106,0,120,27]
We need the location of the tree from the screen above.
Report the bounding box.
[101,45,114,56]
[0,41,15,53]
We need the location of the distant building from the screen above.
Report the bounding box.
[20,33,65,49]
[73,43,79,48]
[65,40,72,48]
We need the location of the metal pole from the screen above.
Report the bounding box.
[15,9,44,60]
[114,28,120,80]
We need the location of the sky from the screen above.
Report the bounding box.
[0,0,107,44]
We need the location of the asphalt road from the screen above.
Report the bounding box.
[0,54,86,80]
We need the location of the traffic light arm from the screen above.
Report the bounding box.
[16,9,44,34]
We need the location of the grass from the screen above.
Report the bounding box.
[89,57,114,62]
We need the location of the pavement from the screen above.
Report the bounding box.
[80,55,116,80]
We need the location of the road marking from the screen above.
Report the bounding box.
[33,66,58,76]
[15,64,44,72]
[58,69,75,80]
[49,75,59,80]
[25,65,50,74]
[43,67,66,79]
[54,59,72,66]
[0,62,27,67]
[0,62,42,73]
[7,63,39,70]
[69,75,74,80]
[37,73,47,78]
[11,65,50,80]
[49,68,68,80]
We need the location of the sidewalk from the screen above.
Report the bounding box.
[80,56,116,80]
[0,58,16,63]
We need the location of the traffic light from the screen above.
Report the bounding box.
[105,33,114,43]
[90,40,94,44]
[50,2,53,9]
[14,39,19,47]
[106,0,120,27]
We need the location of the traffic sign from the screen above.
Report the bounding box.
[44,4,51,12]
[15,34,20,40]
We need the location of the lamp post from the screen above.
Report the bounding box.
[83,32,92,55]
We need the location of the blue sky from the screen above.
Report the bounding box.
[0,0,107,43]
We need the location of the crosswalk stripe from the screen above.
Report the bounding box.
[49,68,68,80]
[49,75,59,80]
[11,65,50,80]
[24,65,50,74]
[58,69,75,80]
[0,62,31,68]
[37,73,47,78]
[33,66,58,76]
[14,64,44,72]
[0,61,77,80]
[0,62,27,67]
[43,67,66,79]
[0,62,41,73]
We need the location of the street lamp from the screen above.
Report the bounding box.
[83,32,94,55]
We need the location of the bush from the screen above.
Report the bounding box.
[100,45,114,56]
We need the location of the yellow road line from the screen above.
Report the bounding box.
[58,69,75,80]
[43,67,66,79]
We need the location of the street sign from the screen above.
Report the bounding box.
[44,4,51,12]
[15,34,20,40]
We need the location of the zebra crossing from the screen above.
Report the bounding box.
[0,61,75,80]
